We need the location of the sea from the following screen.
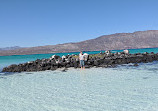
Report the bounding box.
[0,48,158,111]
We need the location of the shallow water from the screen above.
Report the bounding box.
[1,48,158,111]
[0,62,158,111]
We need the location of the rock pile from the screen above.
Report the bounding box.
[2,51,158,72]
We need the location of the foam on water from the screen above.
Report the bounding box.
[0,62,158,111]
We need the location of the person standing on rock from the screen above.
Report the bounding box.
[79,51,85,69]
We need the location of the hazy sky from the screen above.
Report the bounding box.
[0,0,158,48]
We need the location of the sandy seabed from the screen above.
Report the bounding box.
[0,62,158,111]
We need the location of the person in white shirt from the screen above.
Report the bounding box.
[79,51,85,69]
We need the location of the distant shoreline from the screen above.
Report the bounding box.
[0,47,158,57]
[1,30,158,56]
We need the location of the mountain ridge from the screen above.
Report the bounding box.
[0,46,22,51]
[1,30,158,56]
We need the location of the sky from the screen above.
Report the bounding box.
[0,0,158,48]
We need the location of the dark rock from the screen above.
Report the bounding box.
[94,60,99,66]
[51,66,56,71]
[65,64,71,68]
[73,62,78,68]
[51,55,60,60]
[2,51,158,72]
[133,63,139,66]
[51,59,56,65]
[84,65,90,68]
[99,64,108,68]
[61,68,68,72]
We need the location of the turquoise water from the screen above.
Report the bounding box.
[0,47,158,71]
[0,51,99,71]
[0,48,158,111]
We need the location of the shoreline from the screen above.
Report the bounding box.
[2,50,158,73]
[1,47,158,57]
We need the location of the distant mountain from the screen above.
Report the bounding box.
[0,46,22,51]
[1,30,158,56]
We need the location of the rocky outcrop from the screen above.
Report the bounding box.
[2,51,158,72]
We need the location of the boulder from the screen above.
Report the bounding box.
[62,55,66,60]
[84,65,90,68]
[83,53,89,61]
[51,55,60,60]
[65,64,71,68]
[105,50,112,56]
[123,49,129,54]
[134,63,139,66]
[94,60,99,66]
